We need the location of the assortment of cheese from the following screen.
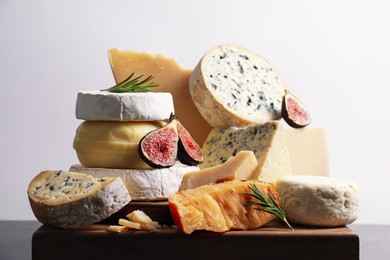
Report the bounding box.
[27,44,360,234]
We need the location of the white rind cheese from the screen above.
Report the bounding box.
[70,162,199,201]
[201,121,291,183]
[75,90,175,121]
[28,170,131,229]
[275,175,360,227]
[189,45,286,127]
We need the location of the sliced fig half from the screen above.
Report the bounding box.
[282,89,311,128]
[177,120,204,166]
[138,117,179,168]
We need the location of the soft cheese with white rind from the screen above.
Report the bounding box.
[28,170,131,229]
[275,175,360,227]
[76,90,174,121]
[189,45,286,127]
[70,162,199,201]
[201,121,291,183]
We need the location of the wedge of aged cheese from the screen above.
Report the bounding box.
[180,151,258,191]
[201,121,291,183]
[285,128,329,176]
[169,180,277,234]
[75,91,174,121]
[189,44,286,128]
[70,162,199,201]
[73,120,165,169]
[275,176,360,227]
[28,170,131,229]
[108,48,212,145]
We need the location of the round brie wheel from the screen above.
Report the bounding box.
[75,90,175,121]
[70,162,199,201]
[275,175,360,227]
[189,44,286,127]
[73,120,165,169]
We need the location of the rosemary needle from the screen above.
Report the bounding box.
[244,183,294,230]
[102,72,159,93]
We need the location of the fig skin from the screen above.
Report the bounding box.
[138,119,179,168]
[282,89,311,128]
[177,120,204,166]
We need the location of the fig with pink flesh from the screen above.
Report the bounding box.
[177,120,204,166]
[138,118,179,168]
[282,89,311,128]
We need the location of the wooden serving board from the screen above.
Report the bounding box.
[32,219,359,260]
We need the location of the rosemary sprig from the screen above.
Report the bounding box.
[244,183,294,230]
[102,72,159,93]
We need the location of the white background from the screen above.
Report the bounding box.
[1,0,389,224]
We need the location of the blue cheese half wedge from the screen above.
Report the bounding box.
[28,170,131,229]
[189,44,286,127]
[201,121,291,183]
[75,90,174,121]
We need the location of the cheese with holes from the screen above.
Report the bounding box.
[70,162,199,201]
[275,176,360,226]
[201,121,291,183]
[189,45,286,127]
[169,180,277,234]
[285,128,329,176]
[75,91,174,121]
[73,120,165,169]
[28,170,131,229]
[108,48,212,145]
[180,151,258,191]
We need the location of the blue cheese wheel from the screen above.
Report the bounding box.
[189,45,286,127]
[76,91,174,121]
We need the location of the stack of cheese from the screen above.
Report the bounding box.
[71,86,199,201]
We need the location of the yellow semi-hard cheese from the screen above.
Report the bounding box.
[180,151,258,191]
[285,128,329,176]
[73,120,165,169]
[108,48,212,146]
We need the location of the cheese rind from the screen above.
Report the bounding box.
[70,162,199,201]
[73,120,165,169]
[275,175,360,227]
[285,128,329,176]
[201,121,291,183]
[169,180,277,234]
[189,45,286,127]
[108,48,212,145]
[28,170,131,229]
[180,151,258,191]
[75,90,174,121]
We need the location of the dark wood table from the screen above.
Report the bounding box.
[0,221,389,259]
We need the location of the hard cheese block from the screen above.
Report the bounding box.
[285,127,329,176]
[70,162,199,201]
[73,120,165,169]
[189,44,286,127]
[169,180,277,234]
[28,170,131,229]
[32,222,359,260]
[108,48,212,146]
[180,150,258,191]
[201,121,291,183]
[75,91,174,121]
